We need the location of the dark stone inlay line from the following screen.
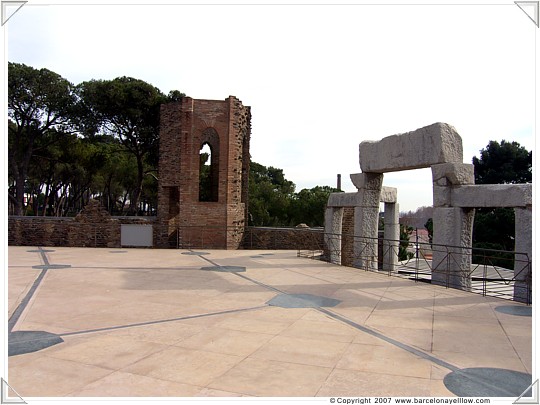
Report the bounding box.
[26,249,55,253]
[32,264,71,270]
[443,367,532,397]
[109,251,128,254]
[8,268,48,333]
[317,307,460,372]
[9,330,64,357]
[495,305,532,317]
[200,265,246,273]
[232,272,285,295]
[8,247,53,333]
[59,305,267,338]
[193,252,460,373]
[235,265,460,373]
[196,255,220,266]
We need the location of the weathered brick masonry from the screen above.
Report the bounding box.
[8,200,155,247]
[9,96,252,250]
[156,96,251,249]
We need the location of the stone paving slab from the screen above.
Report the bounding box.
[6,246,533,398]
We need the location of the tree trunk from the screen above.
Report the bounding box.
[14,173,25,216]
[128,155,144,216]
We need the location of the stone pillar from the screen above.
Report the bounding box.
[350,173,383,270]
[432,207,475,289]
[324,207,343,265]
[431,163,475,289]
[514,206,532,303]
[383,202,399,272]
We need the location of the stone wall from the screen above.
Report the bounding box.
[9,200,156,248]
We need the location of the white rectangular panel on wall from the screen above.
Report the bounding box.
[121,224,153,247]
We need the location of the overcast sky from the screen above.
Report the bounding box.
[2,0,537,212]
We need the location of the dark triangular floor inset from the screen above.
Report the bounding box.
[200,265,246,273]
[444,367,532,397]
[9,331,64,356]
[267,293,341,309]
[495,305,532,317]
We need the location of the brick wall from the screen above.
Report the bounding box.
[9,200,156,248]
[341,207,355,266]
[156,96,251,249]
[10,96,252,250]
[244,227,324,250]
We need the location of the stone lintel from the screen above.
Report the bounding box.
[327,193,360,208]
[451,184,532,208]
[327,186,396,208]
[359,123,463,173]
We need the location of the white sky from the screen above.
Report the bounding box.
[2,0,537,212]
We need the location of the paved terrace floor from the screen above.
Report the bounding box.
[7,247,533,398]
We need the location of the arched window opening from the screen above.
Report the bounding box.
[199,137,219,202]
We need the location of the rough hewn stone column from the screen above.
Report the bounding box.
[383,202,399,272]
[324,207,344,264]
[379,186,399,272]
[350,173,383,270]
[514,206,532,303]
[431,163,475,289]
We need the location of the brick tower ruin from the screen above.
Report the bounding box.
[156,96,251,249]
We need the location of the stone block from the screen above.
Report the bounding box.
[433,185,451,207]
[350,173,384,190]
[514,206,532,303]
[359,123,463,173]
[432,207,474,290]
[380,186,397,203]
[451,184,532,208]
[431,163,474,186]
[327,192,360,208]
[324,207,344,265]
[327,186,395,207]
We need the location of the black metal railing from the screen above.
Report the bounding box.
[298,231,532,304]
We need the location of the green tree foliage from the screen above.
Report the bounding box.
[472,140,532,185]
[424,218,433,245]
[198,151,212,202]
[247,163,339,227]
[75,77,167,214]
[472,140,532,253]
[9,63,339,223]
[8,62,76,215]
[399,224,415,261]
[290,186,340,227]
[8,63,184,216]
[248,162,295,226]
